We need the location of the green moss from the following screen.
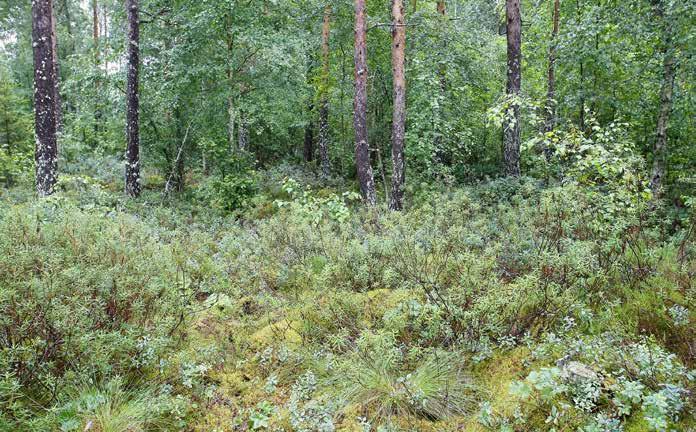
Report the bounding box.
[473,347,530,418]
[251,319,303,347]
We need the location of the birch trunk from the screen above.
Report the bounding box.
[353,0,377,205]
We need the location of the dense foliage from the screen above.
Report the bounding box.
[0,0,695,430]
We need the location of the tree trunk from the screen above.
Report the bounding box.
[544,0,559,135]
[93,0,99,49]
[318,4,331,177]
[389,0,406,211]
[503,0,521,177]
[32,0,59,196]
[125,0,141,197]
[353,0,377,205]
[50,1,61,131]
[649,3,677,199]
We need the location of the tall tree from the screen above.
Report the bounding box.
[503,0,521,176]
[93,0,99,51]
[32,0,59,196]
[353,0,377,205]
[125,0,141,197]
[389,0,406,210]
[318,4,332,177]
[544,0,560,135]
[50,2,61,130]
[649,0,677,199]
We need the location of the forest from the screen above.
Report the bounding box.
[0,0,695,430]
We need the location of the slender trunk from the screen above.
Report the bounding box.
[318,4,332,177]
[544,0,559,135]
[92,0,99,48]
[579,61,585,129]
[353,0,377,205]
[389,0,406,210]
[649,4,677,199]
[171,107,186,192]
[503,0,522,177]
[125,0,141,197]
[32,0,59,196]
[50,1,61,130]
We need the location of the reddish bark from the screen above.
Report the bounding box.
[389,0,407,210]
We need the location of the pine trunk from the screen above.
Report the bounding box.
[353,0,377,205]
[389,0,406,211]
[32,0,59,196]
[318,4,332,177]
[125,0,141,197]
[503,0,521,177]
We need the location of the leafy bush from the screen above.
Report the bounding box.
[0,68,33,187]
[194,153,258,213]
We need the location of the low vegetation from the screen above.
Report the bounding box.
[0,150,693,430]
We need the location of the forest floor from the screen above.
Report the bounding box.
[0,161,694,431]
